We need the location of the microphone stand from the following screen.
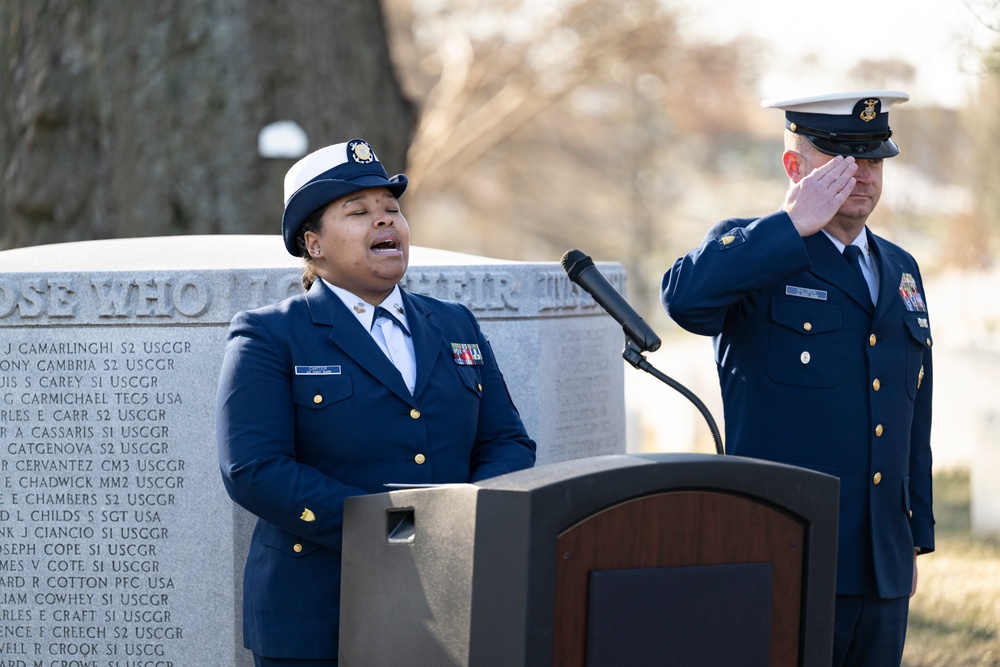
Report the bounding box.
[622,339,725,455]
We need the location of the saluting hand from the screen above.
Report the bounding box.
[781,155,858,236]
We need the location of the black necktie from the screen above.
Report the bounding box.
[843,245,871,302]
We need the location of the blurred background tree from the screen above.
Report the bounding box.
[382,0,770,314]
[0,0,414,250]
[964,0,1000,268]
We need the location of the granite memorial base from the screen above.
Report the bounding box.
[0,236,626,665]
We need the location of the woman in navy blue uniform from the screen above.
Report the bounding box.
[661,92,934,666]
[216,139,536,666]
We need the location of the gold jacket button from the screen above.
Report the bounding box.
[477,383,483,392]
[873,472,882,485]
[875,424,884,437]
[293,543,303,553]
[803,322,812,331]
[869,334,877,346]
[313,394,323,404]
[872,378,881,392]
[926,338,931,347]
[414,453,426,464]
[410,408,421,419]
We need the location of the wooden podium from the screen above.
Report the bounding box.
[339,454,839,666]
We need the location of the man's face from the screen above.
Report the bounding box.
[804,146,885,222]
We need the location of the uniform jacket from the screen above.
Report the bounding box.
[216,280,536,658]
[661,211,934,599]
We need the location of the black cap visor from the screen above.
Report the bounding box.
[806,134,899,159]
[791,122,900,159]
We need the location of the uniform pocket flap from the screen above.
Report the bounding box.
[771,297,842,334]
[903,316,932,347]
[292,374,354,408]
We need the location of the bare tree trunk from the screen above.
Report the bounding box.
[0,0,415,250]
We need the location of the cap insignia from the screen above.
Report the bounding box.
[349,140,375,164]
[860,99,878,123]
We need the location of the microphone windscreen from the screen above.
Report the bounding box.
[560,249,593,280]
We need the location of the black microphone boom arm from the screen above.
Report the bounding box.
[561,249,724,454]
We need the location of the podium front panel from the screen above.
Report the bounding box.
[553,491,805,665]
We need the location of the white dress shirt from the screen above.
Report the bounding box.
[323,281,417,394]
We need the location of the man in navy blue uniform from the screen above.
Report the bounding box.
[216,139,536,666]
[661,91,934,665]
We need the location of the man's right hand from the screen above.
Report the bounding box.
[782,155,858,236]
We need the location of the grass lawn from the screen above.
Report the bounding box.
[903,469,1000,666]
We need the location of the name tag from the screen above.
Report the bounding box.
[294,365,342,375]
[786,286,827,301]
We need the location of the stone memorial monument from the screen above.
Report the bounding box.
[0,235,626,665]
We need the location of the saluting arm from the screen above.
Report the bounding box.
[661,211,811,336]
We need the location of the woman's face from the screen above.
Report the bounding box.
[302,187,409,304]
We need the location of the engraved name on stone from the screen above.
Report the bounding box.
[545,324,620,460]
[0,330,207,663]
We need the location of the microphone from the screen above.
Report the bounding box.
[561,249,661,353]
